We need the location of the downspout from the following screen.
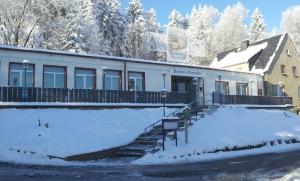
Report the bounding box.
[124,61,127,90]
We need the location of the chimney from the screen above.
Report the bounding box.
[240,39,250,51]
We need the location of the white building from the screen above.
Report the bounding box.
[0,45,263,106]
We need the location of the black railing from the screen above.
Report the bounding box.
[212,92,293,105]
[0,86,190,104]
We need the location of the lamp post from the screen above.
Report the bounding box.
[193,77,199,108]
[218,75,222,105]
[161,71,167,117]
[249,79,253,96]
[102,66,107,102]
[22,60,29,101]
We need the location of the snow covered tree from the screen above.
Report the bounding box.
[0,0,43,47]
[187,4,219,61]
[168,9,188,29]
[213,2,249,52]
[281,5,300,52]
[95,0,125,56]
[145,8,161,33]
[123,0,146,58]
[250,8,267,42]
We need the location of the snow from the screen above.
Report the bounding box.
[0,107,175,165]
[135,106,300,165]
[210,42,268,68]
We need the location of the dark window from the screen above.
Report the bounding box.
[281,65,286,74]
[215,81,229,95]
[104,70,122,90]
[258,89,263,96]
[9,63,34,87]
[43,65,66,88]
[236,83,248,95]
[292,66,297,76]
[128,72,145,91]
[75,68,96,89]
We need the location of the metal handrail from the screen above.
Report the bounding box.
[144,101,196,133]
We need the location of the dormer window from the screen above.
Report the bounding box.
[281,65,286,75]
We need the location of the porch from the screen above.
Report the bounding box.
[212,92,293,106]
[0,86,190,107]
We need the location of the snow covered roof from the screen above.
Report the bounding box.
[0,44,261,75]
[210,42,268,68]
[211,34,287,75]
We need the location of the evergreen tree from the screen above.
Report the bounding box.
[145,8,161,33]
[95,0,124,56]
[250,8,267,42]
[168,9,188,29]
[123,0,146,58]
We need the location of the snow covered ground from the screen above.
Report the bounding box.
[135,106,300,165]
[0,108,175,165]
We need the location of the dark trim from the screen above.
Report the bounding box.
[8,62,35,87]
[0,45,261,76]
[43,65,67,88]
[74,67,96,89]
[127,71,146,91]
[124,61,127,90]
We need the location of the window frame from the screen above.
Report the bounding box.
[236,83,248,96]
[280,64,286,75]
[128,71,145,91]
[215,81,229,95]
[74,67,96,89]
[292,66,297,77]
[43,65,67,89]
[8,62,35,87]
[103,69,122,91]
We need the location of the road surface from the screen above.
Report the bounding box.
[1,150,300,180]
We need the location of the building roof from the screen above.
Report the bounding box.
[212,34,287,74]
[0,45,261,76]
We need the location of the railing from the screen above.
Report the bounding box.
[0,86,191,104]
[212,92,293,105]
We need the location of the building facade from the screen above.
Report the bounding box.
[212,33,300,109]
[0,45,263,106]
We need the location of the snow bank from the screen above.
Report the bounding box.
[135,107,300,165]
[0,108,175,165]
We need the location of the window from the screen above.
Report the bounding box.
[43,65,66,88]
[128,72,145,91]
[9,63,34,87]
[280,65,286,74]
[75,68,96,89]
[104,70,121,90]
[236,83,248,95]
[292,66,297,76]
[215,81,229,95]
[286,49,291,56]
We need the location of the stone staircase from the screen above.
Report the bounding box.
[65,105,217,162]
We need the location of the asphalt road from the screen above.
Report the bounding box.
[2,150,300,181]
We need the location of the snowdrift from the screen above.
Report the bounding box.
[135,107,300,165]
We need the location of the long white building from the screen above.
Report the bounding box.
[0,45,264,106]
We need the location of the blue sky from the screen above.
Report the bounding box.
[120,0,299,32]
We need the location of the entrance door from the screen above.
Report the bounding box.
[171,76,205,106]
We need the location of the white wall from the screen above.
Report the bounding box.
[0,48,263,105]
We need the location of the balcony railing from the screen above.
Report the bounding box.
[212,92,293,105]
[0,86,191,104]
